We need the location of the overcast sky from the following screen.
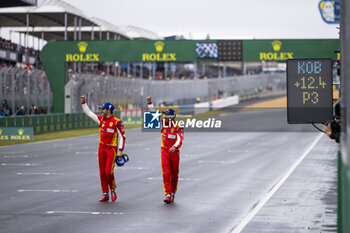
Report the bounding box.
[69,0,339,39]
[0,0,339,49]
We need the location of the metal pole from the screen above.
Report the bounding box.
[27,73,30,114]
[223,63,226,78]
[165,62,168,79]
[41,74,44,108]
[41,32,44,50]
[26,13,29,50]
[9,30,12,41]
[114,34,117,40]
[140,62,143,79]
[64,13,67,40]
[91,24,94,40]
[242,62,246,75]
[19,32,21,46]
[78,18,82,73]
[78,18,82,40]
[99,26,102,40]
[0,70,2,103]
[114,62,117,77]
[194,62,197,79]
[74,17,77,72]
[203,63,206,77]
[106,32,110,75]
[33,74,38,107]
[11,74,15,115]
[47,81,51,113]
[74,16,77,40]
[127,62,130,78]
[32,28,34,49]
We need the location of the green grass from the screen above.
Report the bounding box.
[0,125,139,147]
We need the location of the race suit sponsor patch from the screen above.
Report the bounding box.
[107,128,115,133]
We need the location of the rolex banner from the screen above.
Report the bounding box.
[0,128,34,141]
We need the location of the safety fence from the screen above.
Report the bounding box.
[0,65,53,114]
[0,64,285,115]
[69,73,286,113]
[338,152,350,233]
[0,110,120,134]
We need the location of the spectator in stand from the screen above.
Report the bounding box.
[39,107,46,114]
[0,104,11,117]
[0,37,41,67]
[29,104,38,115]
[14,106,25,116]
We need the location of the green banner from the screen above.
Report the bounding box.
[41,40,216,63]
[0,127,34,141]
[40,39,339,113]
[242,39,339,61]
[121,116,142,126]
[0,111,119,135]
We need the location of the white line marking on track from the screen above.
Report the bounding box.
[227,150,249,153]
[181,154,194,157]
[229,133,323,233]
[125,143,143,147]
[121,167,154,170]
[148,177,199,181]
[1,163,42,166]
[46,211,124,215]
[198,160,238,164]
[0,151,25,155]
[18,189,78,193]
[3,155,31,158]
[17,173,64,176]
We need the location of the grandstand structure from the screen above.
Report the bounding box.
[0,0,37,8]
[0,0,161,62]
[0,0,290,115]
[0,0,163,114]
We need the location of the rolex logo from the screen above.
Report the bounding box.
[154,41,165,52]
[78,41,88,53]
[18,129,24,135]
[272,40,282,52]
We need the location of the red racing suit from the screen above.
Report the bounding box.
[148,102,184,195]
[82,101,126,194]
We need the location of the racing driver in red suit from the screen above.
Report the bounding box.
[80,96,126,202]
[147,96,184,204]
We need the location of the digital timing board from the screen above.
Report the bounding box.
[217,40,242,61]
[287,58,333,124]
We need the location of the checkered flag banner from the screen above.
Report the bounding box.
[196,43,218,58]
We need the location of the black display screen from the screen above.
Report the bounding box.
[217,40,242,61]
[287,58,333,124]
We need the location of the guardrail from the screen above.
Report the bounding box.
[178,95,240,115]
[0,110,120,134]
